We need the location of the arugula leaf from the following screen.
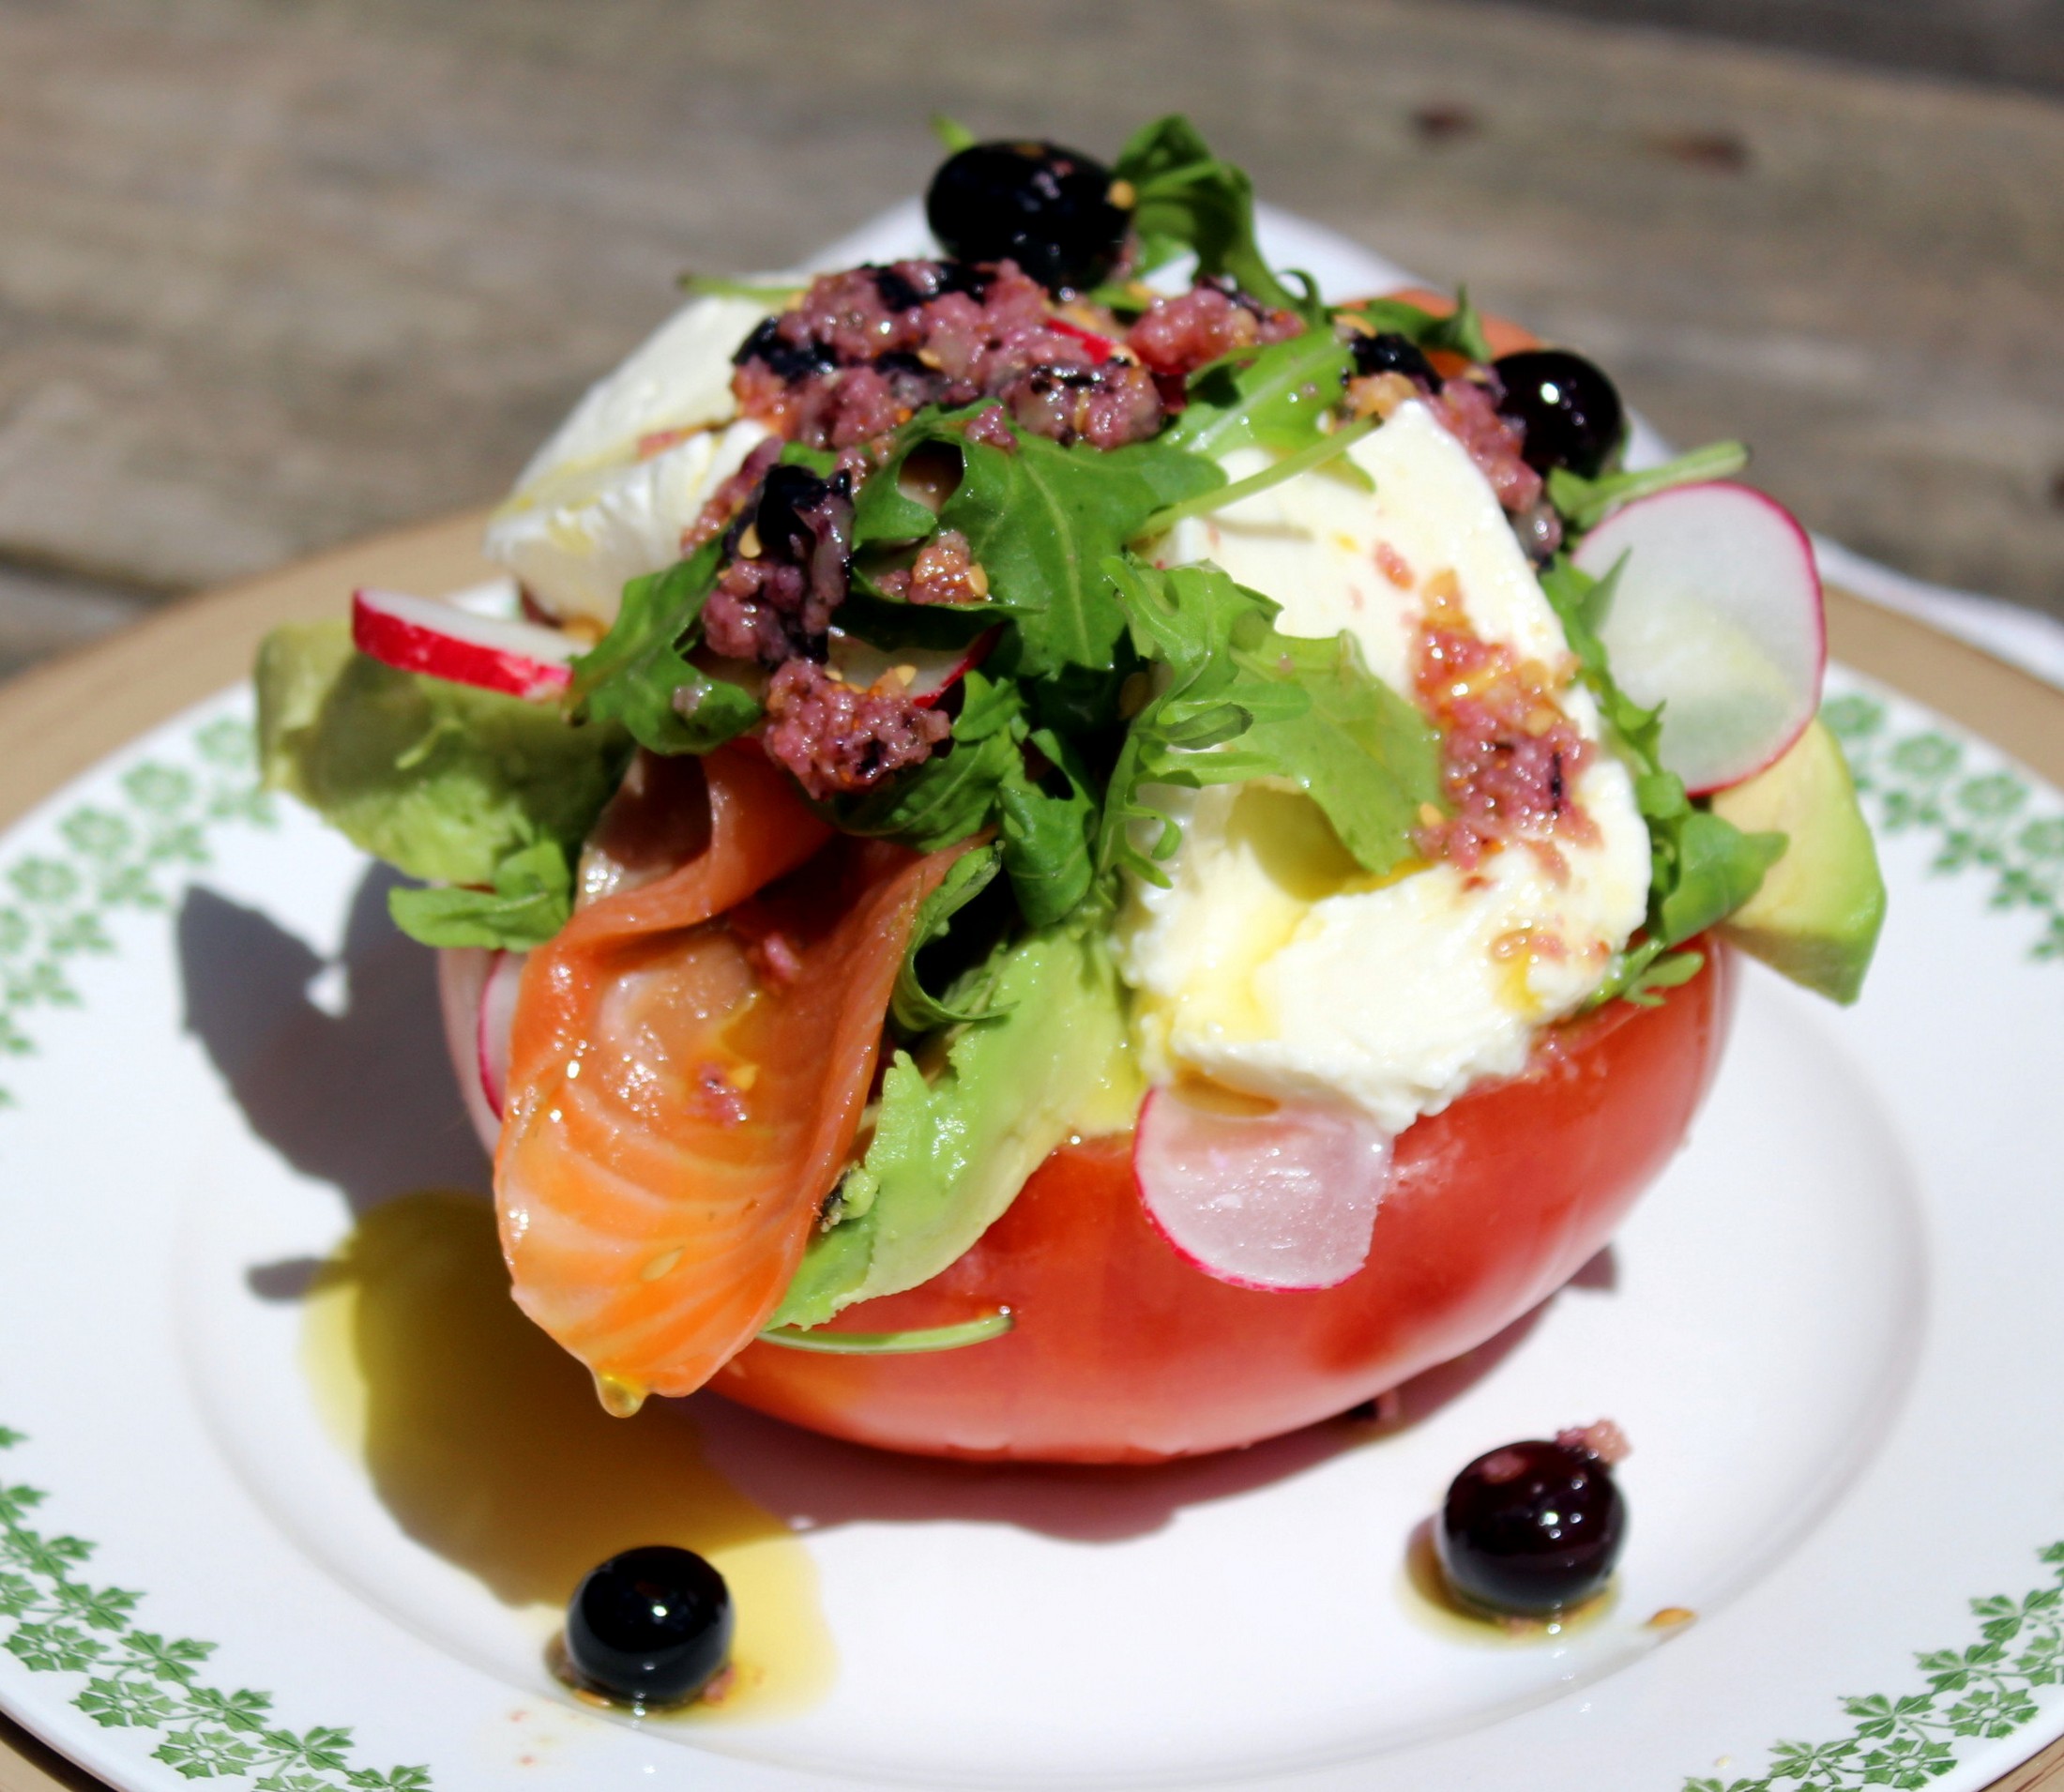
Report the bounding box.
[838,579,998,652]
[890,843,1007,1034]
[675,274,805,305]
[1139,416,1374,536]
[849,449,943,548]
[1538,556,1783,1002]
[1238,630,1446,871]
[1111,115,1305,312]
[915,419,1220,677]
[1549,440,1749,533]
[850,409,1220,679]
[1166,331,1355,462]
[820,668,1101,925]
[569,544,762,754]
[997,727,1098,926]
[387,839,573,949]
[1098,560,1442,886]
[1658,808,1786,942]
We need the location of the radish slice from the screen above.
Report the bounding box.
[1132,1085,1395,1291]
[823,629,994,707]
[1570,481,1824,796]
[442,575,524,620]
[476,949,525,1122]
[435,948,501,1156]
[352,586,576,700]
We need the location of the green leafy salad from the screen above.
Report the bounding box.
[253,114,1884,1365]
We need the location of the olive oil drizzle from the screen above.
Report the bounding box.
[300,1190,835,1722]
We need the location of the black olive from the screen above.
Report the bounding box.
[1350,330,1437,386]
[733,315,835,383]
[869,264,928,312]
[563,1545,734,1707]
[751,463,850,564]
[934,260,995,301]
[1492,349,1625,480]
[1435,1439,1625,1616]
[925,140,1131,293]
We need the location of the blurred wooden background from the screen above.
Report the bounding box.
[0,0,2058,680]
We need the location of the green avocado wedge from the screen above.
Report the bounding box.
[768,928,1137,1332]
[1707,717,1887,1004]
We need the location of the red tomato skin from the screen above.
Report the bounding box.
[714,944,1735,1462]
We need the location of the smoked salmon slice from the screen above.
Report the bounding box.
[495,743,962,1407]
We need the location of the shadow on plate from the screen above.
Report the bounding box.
[293,1187,1588,1610]
[176,869,490,1224]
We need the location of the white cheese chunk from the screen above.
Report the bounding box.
[483,292,777,625]
[1120,401,1652,1133]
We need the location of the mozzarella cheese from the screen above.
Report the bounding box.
[1119,402,1652,1135]
[484,292,777,625]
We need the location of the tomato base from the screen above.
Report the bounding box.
[714,945,1735,1462]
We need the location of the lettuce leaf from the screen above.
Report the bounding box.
[255,618,630,888]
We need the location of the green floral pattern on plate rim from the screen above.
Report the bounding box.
[0,677,2056,1792]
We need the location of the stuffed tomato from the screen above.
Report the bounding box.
[714,944,1732,1461]
[260,115,1880,1465]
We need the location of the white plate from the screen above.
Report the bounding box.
[2,669,2060,1792]
[3,216,2063,1792]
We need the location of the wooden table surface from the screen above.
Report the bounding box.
[0,0,2060,684]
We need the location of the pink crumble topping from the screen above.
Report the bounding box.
[1556,1420,1631,1465]
[1433,377,1544,516]
[760,659,952,800]
[873,529,989,607]
[1126,282,1305,382]
[734,259,1164,451]
[963,402,1018,450]
[1411,573,1597,873]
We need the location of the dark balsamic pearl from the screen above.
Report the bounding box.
[1492,349,1625,479]
[1435,1439,1626,1616]
[1349,330,1437,385]
[564,1546,734,1706]
[925,141,1131,293]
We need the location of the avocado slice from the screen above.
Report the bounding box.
[1707,717,1886,1004]
[769,928,1137,1330]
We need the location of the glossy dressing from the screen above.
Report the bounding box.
[301,1190,835,1721]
